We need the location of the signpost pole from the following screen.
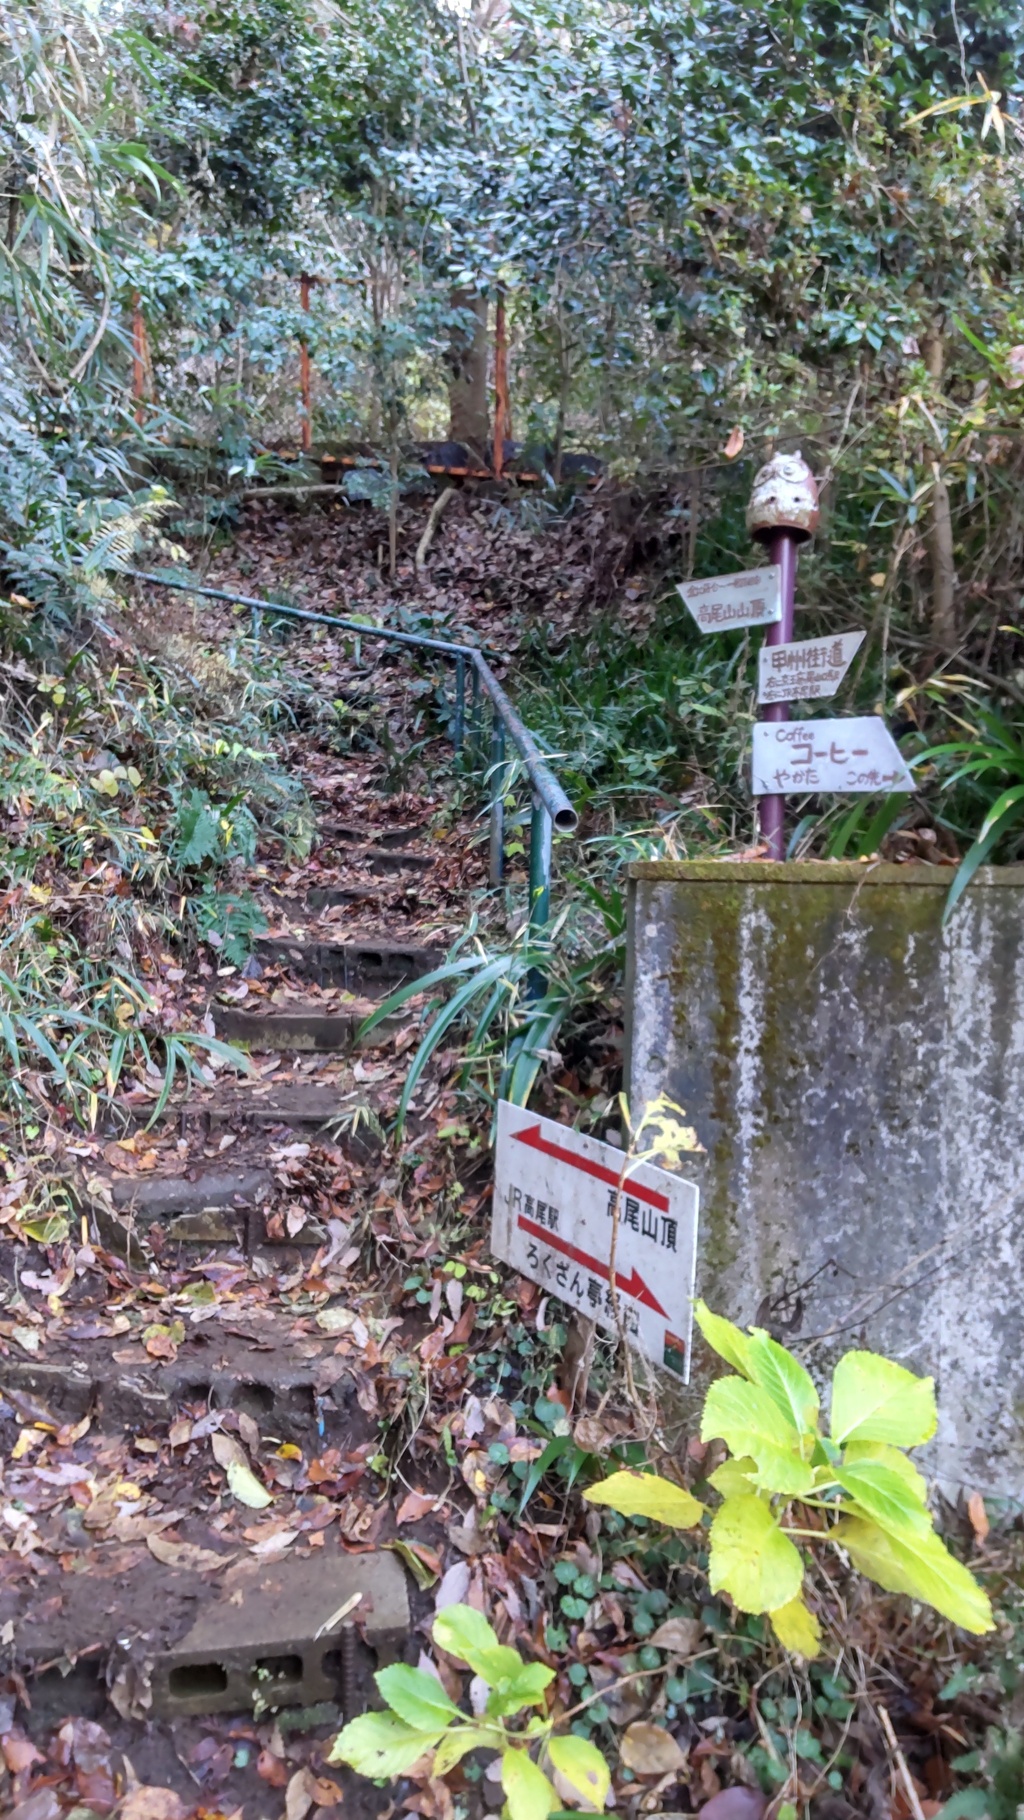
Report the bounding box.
[758,530,797,861]
[746,453,820,861]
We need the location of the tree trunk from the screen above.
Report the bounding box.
[922,324,958,649]
[447,289,489,455]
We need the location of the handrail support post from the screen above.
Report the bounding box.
[489,717,506,886]
[527,795,552,997]
[453,655,465,752]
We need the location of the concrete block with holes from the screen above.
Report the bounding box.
[150,1550,409,1717]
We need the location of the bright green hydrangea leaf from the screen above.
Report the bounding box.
[433,1727,499,1775]
[701,1378,813,1495]
[834,1516,994,1634]
[375,1664,462,1730]
[830,1352,937,1448]
[486,1661,555,1716]
[842,1439,929,1505]
[548,1733,611,1809]
[708,1455,758,1497]
[746,1329,820,1436]
[431,1616,501,1667]
[583,1470,703,1528]
[769,1596,821,1658]
[502,1748,557,1820]
[708,1494,804,1614]
[694,1300,758,1377]
[328,1711,443,1774]
[835,1459,932,1539]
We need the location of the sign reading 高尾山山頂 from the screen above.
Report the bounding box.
[491,1101,699,1380]
[751,716,916,796]
[678,564,781,635]
[757,630,865,705]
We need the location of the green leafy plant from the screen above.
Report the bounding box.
[916,703,1024,920]
[358,910,620,1137]
[329,1604,608,1820]
[938,1728,1024,1818]
[585,1301,993,1658]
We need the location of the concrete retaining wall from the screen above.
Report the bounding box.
[626,859,1024,1496]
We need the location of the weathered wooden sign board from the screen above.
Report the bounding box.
[751,717,916,796]
[678,564,781,634]
[491,1100,699,1380]
[757,631,865,705]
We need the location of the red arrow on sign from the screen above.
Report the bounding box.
[511,1122,669,1213]
[517,1212,668,1316]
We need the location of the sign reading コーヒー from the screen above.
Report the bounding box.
[491,1100,699,1380]
[757,631,865,706]
[678,564,781,634]
[751,717,915,796]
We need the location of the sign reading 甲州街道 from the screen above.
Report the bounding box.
[757,630,865,705]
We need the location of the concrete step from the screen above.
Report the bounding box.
[176,1084,387,1138]
[8,1545,409,1725]
[333,847,434,876]
[212,1000,399,1053]
[254,934,442,990]
[0,1304,362,1442]
[317,820,428,849]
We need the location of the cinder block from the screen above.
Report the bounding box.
[151,1550,410,1717]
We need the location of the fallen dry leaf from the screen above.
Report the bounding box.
[968,1490,990,1543]
[724,424,745,459]
[285,1768,315,1820]
[258,1748,289,1788]
[698,1789,767,1820]
[146,1533,231,1572]
[648,1615,703,1655]
[619,1722,687,1776]
[120,1789,186,1820]
[396,1487,439,1525]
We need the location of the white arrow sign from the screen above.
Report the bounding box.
[758,631,865,705]
[491,1101,699,1380]
[752,717,916,796]
[678,564,781,634]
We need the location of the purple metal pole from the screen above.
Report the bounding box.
[758,529,798,861]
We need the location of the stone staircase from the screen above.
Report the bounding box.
[0,796,471,1736]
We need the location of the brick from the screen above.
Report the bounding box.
[151,1550,410,1717]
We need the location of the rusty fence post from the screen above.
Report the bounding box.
[299,273,312,455]
[493,291,508,478]
[132,292,146,426]
[746,453,820,860]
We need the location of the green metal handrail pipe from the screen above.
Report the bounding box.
[121,568,575,951]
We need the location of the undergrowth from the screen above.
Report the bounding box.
[0,501,315,1130]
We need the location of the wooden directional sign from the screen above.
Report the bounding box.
[758,631,865,706]
[751,716,916,796]
[678,564,781,635]
[491,1101,699,1380]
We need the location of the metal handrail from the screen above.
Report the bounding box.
[120,567,576,948]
